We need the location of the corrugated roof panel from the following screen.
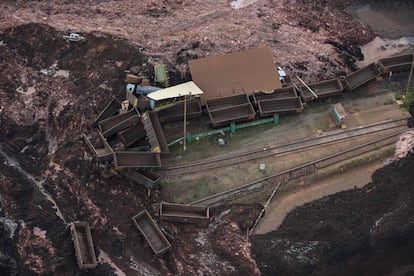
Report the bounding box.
[147,81,203,101]
[189,46,282,105]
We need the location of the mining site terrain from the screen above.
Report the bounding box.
[1,0,414,275]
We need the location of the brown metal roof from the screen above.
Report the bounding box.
[188,46,282,105]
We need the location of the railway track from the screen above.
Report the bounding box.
[189,129,405,206]
[159,117,408,177]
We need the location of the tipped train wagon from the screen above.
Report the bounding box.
[378,53,414,74]
[159,202,210,224]
[70,222,97,270]
[343,63,381,90]
[121,169,161,189]
[132,210,171,256]
[83,130,113,162]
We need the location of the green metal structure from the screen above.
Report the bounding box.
[185,114,279,144]
[154,64,169,87]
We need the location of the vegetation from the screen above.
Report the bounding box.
[402,88,414,110]
[383,98,395,105]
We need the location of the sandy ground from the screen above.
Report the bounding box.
[253,158,387,234]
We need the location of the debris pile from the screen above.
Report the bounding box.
[393,129,414,159]
[85,95,168,188]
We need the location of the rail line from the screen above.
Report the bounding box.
[189,129,405,206]
[159,117,408,177]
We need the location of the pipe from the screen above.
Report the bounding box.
[125,84,162,95]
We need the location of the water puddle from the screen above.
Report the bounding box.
[230,0,258,9]
[0,145,67,224]
[358,36,414,67]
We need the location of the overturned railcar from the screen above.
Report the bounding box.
[70,222,97,270]
[122,169,161,189]
[159,202,210,225]
[83,130,113,162]
[98,108,140,137]
[132,210,171,256]
[378,53,414,74]
[344,63,381,91]
[92,97,120,128]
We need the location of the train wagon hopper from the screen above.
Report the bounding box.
[157,99,202,123]
[132,210,171,256]
[91,97,120,128]
[206,94,256,127]
[299,78,343,102]
[117,121,146,148]
[378,53,414,74]
[344,63,381,90]
[206,94,250,111]
[258,97,304,117]
[208,104,256,128]
[159,202,210,225]
[121,169,161,189]
[141,111,169,153]
[113,152,161,168]
[253,86,298,105]
[98,108,140,138]
[83,130,113,162]
[70,222,97,270]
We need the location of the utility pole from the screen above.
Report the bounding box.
[405,55,414,97]
[183,93,188,151]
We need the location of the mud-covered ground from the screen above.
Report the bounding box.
[0,23,262,275]
[252,149,414,275]
[0,0,377,81]
[1,0,414,275]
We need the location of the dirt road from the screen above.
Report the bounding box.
[253,159,387,234]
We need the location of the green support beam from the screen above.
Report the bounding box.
[185,114,280,144]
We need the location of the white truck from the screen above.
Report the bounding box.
[63,33,86,42]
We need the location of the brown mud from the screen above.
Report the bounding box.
[0,23,262,275]
[0,0,413,274]
[252,127,414,275]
